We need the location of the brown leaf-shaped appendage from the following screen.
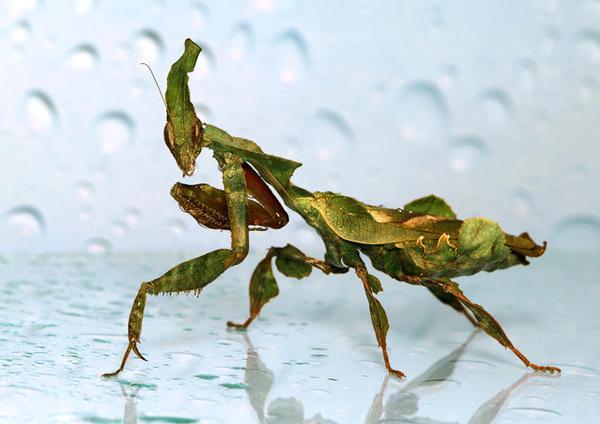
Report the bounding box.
[442,281,513,349]
[274,244,312,279]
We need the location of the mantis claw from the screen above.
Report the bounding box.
[101,340,147,379]
[130,340,147,362]
[388,368,406,379]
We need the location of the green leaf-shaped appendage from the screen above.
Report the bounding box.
[274,244,312,279]
[249,257,279,317]
[367,274,383,294]
[404,195,456,219]
[366,292,389,348]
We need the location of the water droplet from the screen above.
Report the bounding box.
[11,21,30,45]
[553,215,600,250]
[66,45,98,72]
[513,188,534,218]
[228,23,253,62]
[79,206,92,222]
[0,130,13,145]
[112,220,127,237]
[479,88,514,126]
[576,77,597,106]
[195,374,218,380]
[94,111,134,154]
[577,30,600,65]
[252,0,274,11]
[189,44,215,81]
[25,91,57,133]
[124,208,141,227]
[449,135,487,172]
[85,238,111,254]
[505,407,561,419]
[308,110,354,161]
[133,30,164,65]
[550,363,599,377]
[275,31,309,83]
[540,27,559,56]
[397,81,449,145]
[75,181,94,201]
[73,0,94,15]
[515,59,539,93]
[5,206,45,237]
[92,165,109,182]
[220,382,247,389]
[6,0,37,20]
[169,219,187,236]
[190,2,209,29]
[438,65,458,90]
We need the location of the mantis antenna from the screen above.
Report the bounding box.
[140,62,168,114]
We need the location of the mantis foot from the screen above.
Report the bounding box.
[102,340,147,379]
[528,363,561,374]
[382,347,406,379]
[226,319,252,331]
[387,367,406,379]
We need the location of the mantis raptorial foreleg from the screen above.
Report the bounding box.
[227,244,348,330]
[103,153,249,378]
[423,278,561,374]
[355,261,406,378]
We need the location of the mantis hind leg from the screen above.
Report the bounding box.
[425,284,478,327]
[227,244,347,330]
[423,278,561,374]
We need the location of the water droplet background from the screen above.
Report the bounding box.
[1,1,598,254]
[1,1,599,423]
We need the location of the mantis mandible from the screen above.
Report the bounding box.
[103,39,560,378]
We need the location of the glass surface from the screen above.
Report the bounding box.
[1,1,599,423]
[1,251,599,423]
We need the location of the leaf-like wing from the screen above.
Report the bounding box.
[404,195,456,219]
[204,126,302,189]
[313,192,459,245]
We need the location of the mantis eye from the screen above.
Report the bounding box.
[164,120,175,149]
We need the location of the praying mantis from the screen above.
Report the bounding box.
[103,38,561,378]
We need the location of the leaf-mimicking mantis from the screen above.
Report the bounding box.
[103,39,561,378]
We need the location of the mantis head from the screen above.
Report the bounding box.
[163,114,203,177]
[162,38,204,176]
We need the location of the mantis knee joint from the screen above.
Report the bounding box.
[230,246,248,265]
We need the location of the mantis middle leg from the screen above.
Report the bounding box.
[103,152,249,378]
[354,260,406,378]
[227,244,348,329]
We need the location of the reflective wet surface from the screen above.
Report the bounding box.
[1,250,598,423]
